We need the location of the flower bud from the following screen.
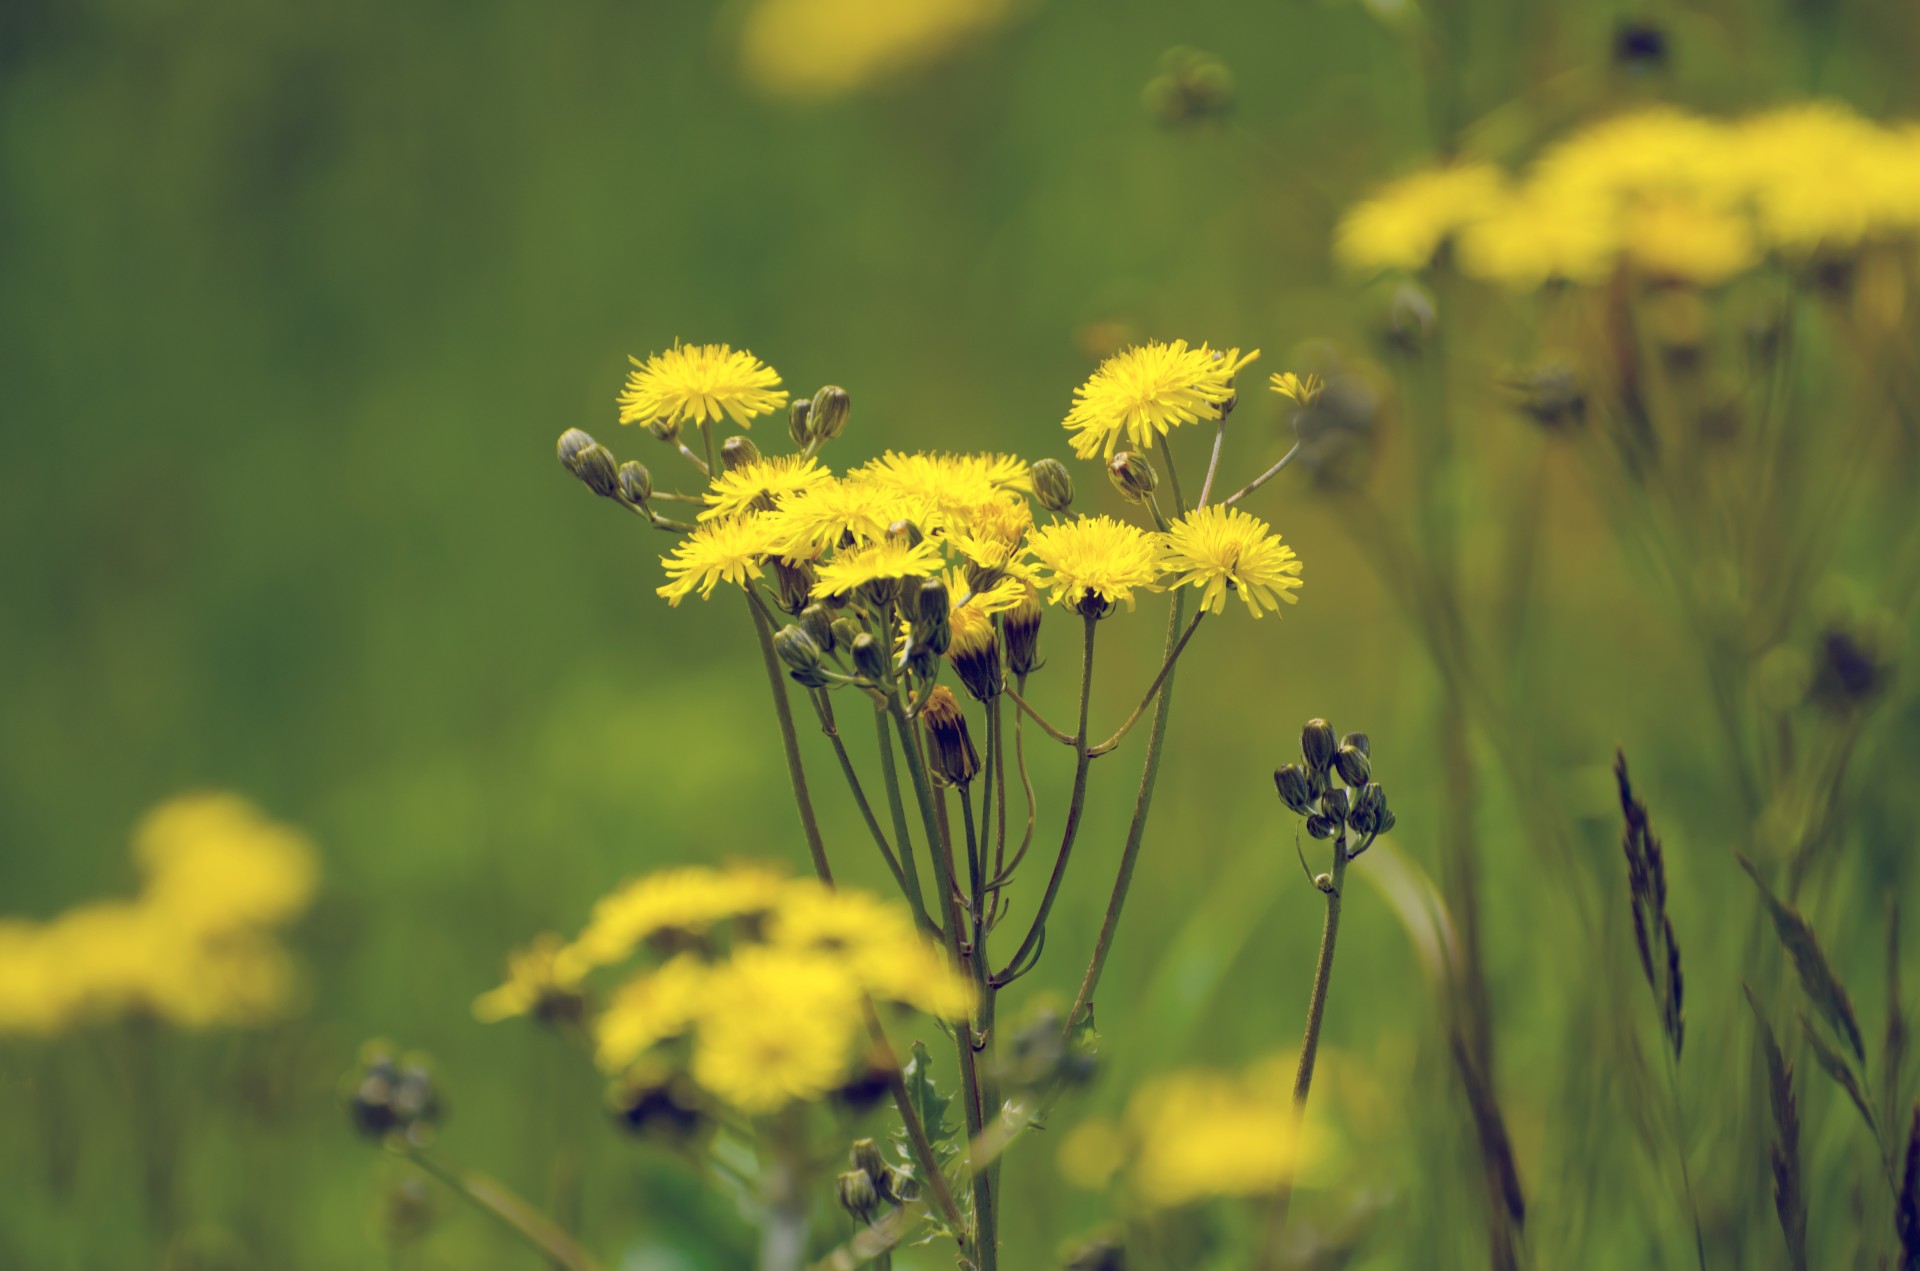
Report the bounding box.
[1106,451,1158,504]
[774,625,832,689]
[921,686,980,786]
[837,1169,882,1225]
[1273,764,1315,816]
[1301,719,1337,773]
[557,427,595,468]
[608,1072,705,1142]
[1334,744,1371,787]
[558,429,620,499]
[616,460,653,507]
[851,1138,889,1184]
[787,398,814,448]
[947,606,1003,701]
[1306,814,1337,840]
[1030,458,1075,513]
[887,519,924,549]
[916,577,951,628]
[829,617,860,651]
[1004,586,1043,676]
[810,385,851,441]
[1349,782,1386,837]
[1386,282,1436,354]
[722,435,761,472]
[1340,732,1370,757]
[800,603,836,654]
[851,633,887,681]
[1319,786,1350,825]
[647,417,680,443]
[771,558,816,616]
[389,1062,441,1128]
[1376,808,1396,836]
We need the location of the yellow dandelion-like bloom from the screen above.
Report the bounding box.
[594,953,711,1072]
[618,342,788,430]
[1127,1058,1314,1208]
[1269,371,1323,405]
[657,513,778,606]
[1333,163,1510,274]
[738,0,1017,101]
[1455,184,1618,289]
[569,864,788,973]
[473,933,585,1024]
[1160,505,1303,618]
[1622,195,1757,285]
[700,454,832,522]
[1027,515,1164,614]
[945,567,1027,615]
[766,881,976,1020]
[761,475,923,557]
[855,452,1033,535]
[1736,103,1920,252]
[810,536,946,599]
[689,947,865,1114]
[1062,342,1260,460]
[134,794,319,936]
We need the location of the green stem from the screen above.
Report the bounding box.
[1065,588,1187,1032]
[863,1003,968,1238]
[400,1148,605,1271]
[1663,1046,1709,1271]
[809,689,912,902]
[746,592,833,884]
[875,709,936,936]
[935,786,997,1271]
[1087,608,1205,756]
[699,421,720,484]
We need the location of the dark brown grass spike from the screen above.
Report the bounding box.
[1744,983,1807,1270]
[1734,848,1866,1063]
[1799,1013,1881,1144]
[1899,1103,1919,1271]
[1888,901,1908,1131]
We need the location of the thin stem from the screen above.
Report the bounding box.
[698,421,720,484]
[874,709,936,937]
[989,695,1009,893]
[746,592,833,884]
[399,1148,605,1271]
[1198,420,1230,506]
[809,689,911,901]
[863,1002,967,1237]
[1162,444,1189,516]
[618,501,696,534]
[1064,588,1187,1032]
[674,440,711,478]
[1003,685,1077,747]
[1087,609,1206,756]
[995,614,1098,984]
[1221,440,1302,507]
[935,785,997,1271]
[1663,1046,1710,1271]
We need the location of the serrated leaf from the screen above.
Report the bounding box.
[893,1041,961,1167]
[1736,850,1866,1062]
[1800,1013,1880,1142]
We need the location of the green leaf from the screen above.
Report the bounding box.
[1800,1013,1880,1143]
[894,1040,960,1166]
[1736,850,1866,1062]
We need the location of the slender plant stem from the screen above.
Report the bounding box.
[1221,441,1302,507]
[746,593,833,883]
[698,421,720,483]
[1064,587,1187,1033]
[809,688,912,901]
[989,695,1009,910]
[675,440,711,477]
[1087,609,1205,756]
[1663,1046,1709,1271]
[995,613,1098,983]
[399,1148,605,1271]
[1198,420,1230,506]
[1003,684,1077,746]
[874,710,936,936]
[758,1110,810,1271]
[935,785,997,1271]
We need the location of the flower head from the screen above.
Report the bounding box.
[810,537,946,599]
[1126,1059,1310,1207]
[1334,163,1509,273]
[619,343,788,430]
[762,476,918,557]
[570,863,788,972]
[595,953,711,1072]
[1027,515,1164,615]
[700,455,832,522]
[1062,342,1259,460]
[1161,505,1303,617]
[688,946,865,1114]
[473,933,586,1024]
[657,514,778,606]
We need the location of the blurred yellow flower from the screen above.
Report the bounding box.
[1127,1058,1313,1207]
[1063,341,1259,460]
[738,0,1019,101]
[1027,515,1163,614]
[1737,103,1920,252]
[1160,505,1303,617]
[618,342,788,430]
[656,513,777,605]
[689,946,866,1113]
[1456,186,1616,289]
[472,933,586,1024]
[1334,163,1508,273]
[1623,196,1757,285]
[767,883,976,1019]
[569,863,788,972]
[594,953,712,1072]
[700,454,832,522]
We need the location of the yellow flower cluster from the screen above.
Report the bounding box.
[1337,102,1920,288]
[0,795,318,1035]
[476,866,976,1114]
[737,0,1019,101]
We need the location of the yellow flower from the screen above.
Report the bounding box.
[1062,342,1260,460]
[1027,515,1164,614]
[948,497,1033,581]
[1160,505,1303,617]
[765,881,975,1020]
[1333,163,1509,273]
[689,946,865,1113]
[1269,371,1323,406]
[1456,185,1617,289]
[473,933,586,1024]
[700,454,832,522]
[1126,1058,1312,1207]
[569,864,788,972]
[594,953,712,1072]
[618,342,788,430]
[855,451,1033,534]
[134,794,319,936]
[738,0,1016,101]
[657,513,777,605]
[1622,195,1757,284]
[810,537,946,599]
[761,475,923,557]
[1736,103,1920,252]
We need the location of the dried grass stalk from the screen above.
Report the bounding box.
[1744,984,1807,1271]
[1734,849,1865,1062]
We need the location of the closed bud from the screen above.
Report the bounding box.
[1030,458,1075,513]
[559,430,620,499]
[774,625,832,688]
[390,1062,441,1128]
[1320,786,1350,825]
[1377,808,1397,836]
[788,398,814,448]
[1301,719,1337,773]
[810,386,851,441]
[916,577,951,628]
[1386,282,1437,354]
[647,417,680,443]
[721,435,761,472]
[1334,743,1371,786]
[837,1169,882,1224]
[851,1138,889,1185]
[1305,766,1329,802]
[947,605,1003,701]
[921,687,980,786]
[800,603,836,654]
[1004,586,1043,676]
[608,1072,705,1142]
[829,617,860,651]
[851,633,887,681]
[1350,782,1386,837]
[1106,451,1158,504]
[348,1072,399,1139]
[887,519,924,549]
[616,459,652,507]
[557,428,595,468]
[1340,732,1370,757]
[771,558,816,616]
[1273,764,1315,816]
[1306,814,1337,840]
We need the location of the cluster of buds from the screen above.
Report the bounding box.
[1273,720,1395,882]
[789,385,852,449]
[607,1067,708,1144]
[836,1137,919,1228]
[344,1041,443,1144]
[558,427,656,513]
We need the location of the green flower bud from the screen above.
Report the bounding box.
[851,1138,889,1184]
[389,1062,441,1128]
[771,558,816,616]
[1349,782,1386,837]
[558,429,620,499]
[1106,451,1158,504]
[721,435,761,472]
[1273,764,1314,816]
[1340,731,1370,757]
[799,604,836,654]
[916,577,951,628]
[616,459,652,507]
[774,625,832,689]
[647,417,680,443]
[1377,808,1397,836]
[1301,719,1337,773]
[1306,814,1337,840]
[829,617,860,651]
[788,398,814,449]
[609,1073,706,1142]
[851,633,887,682]
[557,428,595,468]
[1030,458,1075,513]
[887,519,924,549]
[810,385,851,442]
[1320,786,1350,825]
[1334,743,1371,786]
[837,1169,882,1224]
[1005,587,1043,676]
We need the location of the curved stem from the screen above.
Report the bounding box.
[398,1147,605,1271]
[1087,609,1206,756]
[674,440,712,478]
[995,614,1098,984]
[1002,684,1077,747]
[1198,420,1230,506]
[746,592,833,883]
[1065,588,1187,1032]
[809,689,910,900]
[1222,440,1302,507]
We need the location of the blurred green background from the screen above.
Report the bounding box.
[4,0,1918,1266]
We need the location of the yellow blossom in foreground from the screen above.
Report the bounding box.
[1160,505,1303,618]
[762,475,920,556]
[1027,515,1164,614]
[1062,341,1259,460]
[700,455,831,521]
[810,537,946,598]
[689,947,866,1113]
[594,954,712,1072]
[473,933,585,1024]
[657,513,776,605]
[856,452,1033,535]
[569,863,789,972]
[766,883,975,1019]
[1127,1058,1313,1207]
[738,0,1017,101]
[1623,196,1757,284]
[618,342,788,430]
[1334,163,1508,273]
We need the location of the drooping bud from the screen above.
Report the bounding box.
[646,417,680,443]
[774,625,832,688]
[1301,719,1337,773]
[810,386,851,442]
[1273,764,1315,816]
[1319,786,1350,826]
[800,603,836,654]
[921,687,980,786]
[1030,458,1075,513]
[1004,585,1043,677]
[558,429,620,499]
[771,558,816,616]
[787,398,814,448]
[1106,451,1159,504]
[722,435,761,472]
[1334,743,1372,787]
[851,1138,889,1185]
[608,1071,706,1142]
[851,633,887,682]
[837,1170,882,1225]
[947,605,1003,701]
[616,460,653,507]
